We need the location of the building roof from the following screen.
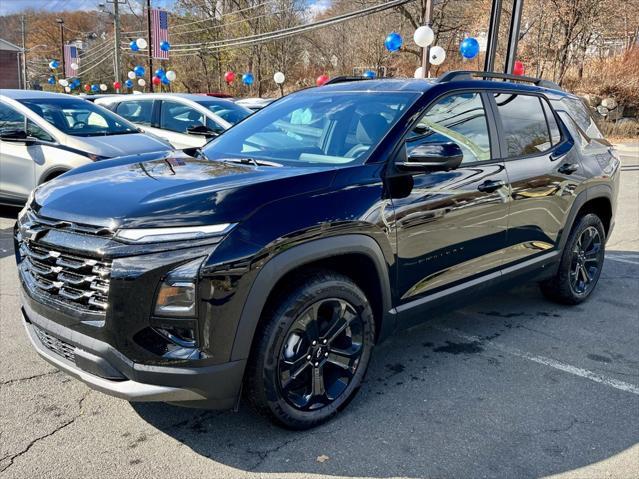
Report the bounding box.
[0,38,23,52]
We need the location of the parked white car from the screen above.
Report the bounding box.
[95,93,252,149]
[0,90,172,206]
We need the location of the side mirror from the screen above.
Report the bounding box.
[186,125,219,137]
[0,129,35,145]
[397,142,463,172]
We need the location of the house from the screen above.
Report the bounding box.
[0,38,24,89]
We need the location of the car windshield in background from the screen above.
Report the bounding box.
[202,91,418,166]
[19,98,138,137]
[197,100,252,124]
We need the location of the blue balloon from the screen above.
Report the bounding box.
[363,70,376,79]
[130,40,139,52]
[125,79,134,88]
[384,32,403,52]
[133,65,145,77]
[161,76,170,85]
[47,75,55,85]
[460,37,480,59]
[242,72,254,86]
[154,68,165,78]
[160,41,170,52]
[91,84,99,92]
[49,59,59,69]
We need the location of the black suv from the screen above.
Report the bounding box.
[15,71,620,429]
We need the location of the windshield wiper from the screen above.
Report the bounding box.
[219,158,282,167]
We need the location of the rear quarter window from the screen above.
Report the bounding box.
[559,97,603,140]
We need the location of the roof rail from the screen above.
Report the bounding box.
[323,76,371,85]
[436,70,562,90]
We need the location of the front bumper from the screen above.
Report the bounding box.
[22,298,245,408]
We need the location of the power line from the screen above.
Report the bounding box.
[171,0,280,31]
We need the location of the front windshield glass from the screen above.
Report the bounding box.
[202,91,418,166]
[197,100,252,124]
[19,97,138,137]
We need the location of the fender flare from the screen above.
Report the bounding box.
[558,184,612,250]
[229,234,394,361]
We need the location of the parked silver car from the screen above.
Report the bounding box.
[0,90,172,206]
[95,93,252,149]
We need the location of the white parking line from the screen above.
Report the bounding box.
[434,326,639,396]
[606,253,639,266]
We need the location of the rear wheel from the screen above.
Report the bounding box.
[245,271,375,429]
[540,213,605,304]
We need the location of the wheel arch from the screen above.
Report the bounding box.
[229,234,394,362]
[559,185,613,250]
[38,167,70,184]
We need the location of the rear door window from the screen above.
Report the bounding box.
[541,99,561,146]
[160,101,205,133]
[493,93,552,157]
[116,100,153,126]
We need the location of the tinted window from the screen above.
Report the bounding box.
[0,102,25,134]
[116,100,153,126]
[197,100,251,124]
[160,101,205,133]
[542,99,561,145]
[202,91,418,166]
[20,98,137,137]
[26,120,54,142]
[494,93,551,156]
[560,97,603,140]
[407,92,491,164]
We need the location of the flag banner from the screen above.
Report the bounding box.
[64,44,79,77]
[152,8,169,60]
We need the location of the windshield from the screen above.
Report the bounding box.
[197,100,252,125]
[19,97,138,137]
[201,91,418,166]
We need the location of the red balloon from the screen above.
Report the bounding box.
[152,75,162,85]
[316,74,329,87]
[84,84,91,92]
[113,81,122,89]
[513,60,525,76]
[224,71,235,84]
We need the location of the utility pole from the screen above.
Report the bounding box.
[420,0,434,78]
[146,0,154,92]
[56,18,65,77]
[108,0,123,91]
[21,15,27,89]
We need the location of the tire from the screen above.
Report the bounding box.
[245,271,375,430]
[540,213,606,304]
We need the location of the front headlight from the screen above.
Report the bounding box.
[115,223,235,243]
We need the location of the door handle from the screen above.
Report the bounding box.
[558,163,579,174]
[477,179,506,193]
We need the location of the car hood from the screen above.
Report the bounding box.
[66,132,172,158]
[34,151,336,229]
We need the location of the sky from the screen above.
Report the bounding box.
[0,0,329,16]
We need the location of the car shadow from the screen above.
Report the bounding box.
[0,206,19,260]
[133,270,639,478]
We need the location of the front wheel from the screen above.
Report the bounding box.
[245,271,375,429]
[540,213,606,304]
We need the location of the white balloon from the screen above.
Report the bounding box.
[100,83,108,91]
[136,38,148,49]
[127,71,136,80]
[165,70,176,82]
[414,26,434,48]
[137,78,146,87]
[414,67,424,79]
[273,71,285,84]
[59,79,68,86]
[70,62,79,71]
[64,86,71,93]
[429,45,446,65]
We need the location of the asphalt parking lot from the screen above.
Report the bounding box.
[0,142,637,479]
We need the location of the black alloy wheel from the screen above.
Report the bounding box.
[278,298,364,411]
[569,225,602,295]
[540,213,606,304]
[246,271,374,429]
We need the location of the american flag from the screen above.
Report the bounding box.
[152,8,169,60]
[64,44,79,77]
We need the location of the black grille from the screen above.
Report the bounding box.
[33,325,76,362]
[18,210,113,313]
